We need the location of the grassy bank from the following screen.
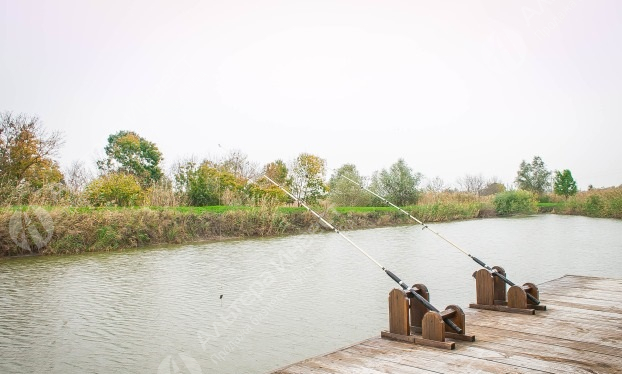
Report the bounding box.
[4,187,620,257]
[0,200,485,257]
[540,187,622,218]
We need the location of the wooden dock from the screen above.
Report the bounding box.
[272,275,622,374]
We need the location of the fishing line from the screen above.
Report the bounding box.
[340,175,540,305]
[262,174,463,334]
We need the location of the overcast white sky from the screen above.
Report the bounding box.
[2,0,621,189]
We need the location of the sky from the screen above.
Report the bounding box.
[1,0,621,190]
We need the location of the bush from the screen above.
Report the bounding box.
[493,190,537,216]
[561,187,622,218]
[85,173,144,207]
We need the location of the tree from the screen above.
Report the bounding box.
[256,160,291,203]
[553,169,578,199]
[64,160,93,194]
[456,174,486,195]
[425,176,446,193]
[328,164,372,207]
[289,153,327,205]
[515,156,551,195]
[0,112,63,192]
[97,131,163,187]
[480,182,506,196]
[220,149,258,180]
[371,159,422,206]
[264,160,290,186]
[174,159,242,206]
[85,173,143,207]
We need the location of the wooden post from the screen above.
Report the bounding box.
[409,283,429,331]
[422,311,445,342]
[492,266,507,303]
[440,305,475,342]
[523,282,540,306]
[474,269,495,305]
[388,289,410,336]
[508,285,528,309]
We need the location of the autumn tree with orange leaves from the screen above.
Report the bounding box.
[0,112,63,201]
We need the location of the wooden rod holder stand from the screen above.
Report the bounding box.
[381,284,475,350]
[469,266,547,314]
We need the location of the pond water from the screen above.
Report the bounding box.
[1,214,621,373]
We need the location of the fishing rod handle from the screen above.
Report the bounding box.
[525,292,540,305]
[470,256,489,269]
[385,270,437,311]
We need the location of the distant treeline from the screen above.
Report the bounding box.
[3,111,619,211]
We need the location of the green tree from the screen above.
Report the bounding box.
[264,160,290,186]
[174,159,242,206]
[328,164,372,206]
[515,156,551,196]
[0,112,63,195]
[256,160,291,203]
[290,153,327,205]
[97,131,163,187]
[553,169,578,199]
[85,173,143,206]
[371,158,422,206]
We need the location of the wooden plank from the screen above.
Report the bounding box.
[470,303,536,315]
[473,333,622,372]
[359,338,548,374]
[467,312,622,349]
[452,344,602,374]
[491,300,622,331]
[541,295,622,314]
[381,330,455,349]
[468,324,622,357]
[328,348,437,373]
[541,300,622,317]
[540,275,622,289]
[545,288,622,301]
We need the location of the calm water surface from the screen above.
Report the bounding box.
[1,215,621,373]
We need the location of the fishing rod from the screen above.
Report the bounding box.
[341,175,541,305]
[262,175,463,334]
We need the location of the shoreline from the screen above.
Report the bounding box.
[0,204,484,257]
[1,200,619,258]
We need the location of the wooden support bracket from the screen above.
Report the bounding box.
[469,266,547,314]
[381,285,474,350]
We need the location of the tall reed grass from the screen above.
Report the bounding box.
[0,195,488,256]
[556,187,622,219]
